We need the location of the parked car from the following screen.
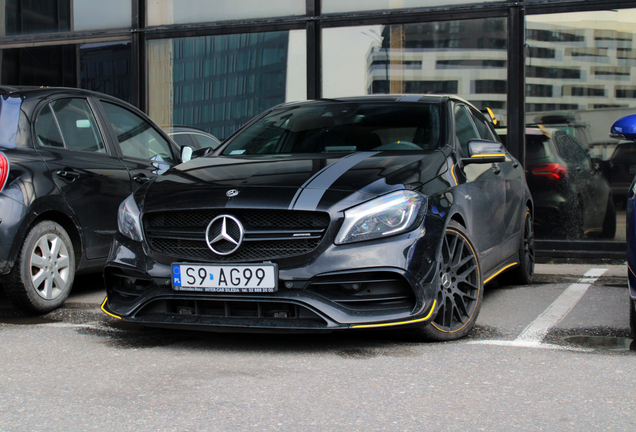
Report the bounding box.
[102,95,534,341]
[0,86,191,314]
[531,112,593,151]
[498,127,615,239]
[164,126,222,150]
[611,113,636,336]
[604,140,636,206]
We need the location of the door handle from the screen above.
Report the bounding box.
[133,174,151,184]
[56,169,80,180]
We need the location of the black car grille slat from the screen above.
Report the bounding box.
[306,271,416,311]
[145,209,330,262]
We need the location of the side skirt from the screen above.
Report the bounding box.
[482,254,519,285]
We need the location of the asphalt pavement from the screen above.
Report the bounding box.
[1,262,634,432]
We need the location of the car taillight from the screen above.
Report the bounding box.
[529,163,566,182]
[0,152,9,192]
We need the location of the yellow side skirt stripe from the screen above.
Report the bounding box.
[471,153,505,158]
[483,262,518,284]
[351,299,437,329]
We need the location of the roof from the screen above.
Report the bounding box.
[0,85,120,100]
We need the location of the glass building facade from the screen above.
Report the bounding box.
[0,0,634,259]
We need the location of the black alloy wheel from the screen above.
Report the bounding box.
[406,221,483,342]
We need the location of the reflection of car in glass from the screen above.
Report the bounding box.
[102,95,534,341]
[531,112,593,151]
[499,127,615,239]
[611,114,636,336]
[0,86,188,314]
[164,126,222,150]
[604,141,636,205]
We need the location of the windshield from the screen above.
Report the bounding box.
[221,102,441,156]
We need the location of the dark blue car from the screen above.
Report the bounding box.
[611,114,636,335]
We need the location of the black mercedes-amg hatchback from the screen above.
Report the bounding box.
[0,86,189,313]
[102,95,534,341]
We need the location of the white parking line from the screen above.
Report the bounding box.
[470,268,608,349]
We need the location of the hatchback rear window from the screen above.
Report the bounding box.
[526,135,552,161]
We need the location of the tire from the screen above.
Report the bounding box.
[3,221,76,314]
[506,208,535,285]
[601,198,616,240]
[405,221,483,342]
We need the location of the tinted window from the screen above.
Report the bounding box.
[526,135,552,162]
[36,104,64,148]
[192,133,221,149]
[454,105,479,154]
[37,99,106,153]
[170,133,194,148]
[555,132,578,165]
[471,109,496,141]
[222,103,441,155]
[567,135,591,169]
[102,102,175,163]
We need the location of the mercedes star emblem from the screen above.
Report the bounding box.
[226,189,239,197]
[205,215,244,255]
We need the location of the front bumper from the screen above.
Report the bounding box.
[102,230,441,332]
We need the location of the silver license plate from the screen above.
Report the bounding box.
[172,263,278,293]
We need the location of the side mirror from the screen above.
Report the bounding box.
[180,145,193,163]
[610,114,636,141]
[461,140,505,165]
[191,147,213,159]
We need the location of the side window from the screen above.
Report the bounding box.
[471,109,496,141]
[454,105,479,155]
[170,133,194,148]
[568,135,592,170]
[555,132,578,166]
[36,99,106,153]
[101,101,175,163]
[36,105,64,148]
[192,133,221,149]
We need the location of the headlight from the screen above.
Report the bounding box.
[118,194,144,242]
[335,190,426,245]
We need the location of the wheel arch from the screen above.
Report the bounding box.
[31,210,83,269]
[449,212,467,230]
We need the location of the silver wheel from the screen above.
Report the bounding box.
[4,221,76,314]
[29,233,72,300]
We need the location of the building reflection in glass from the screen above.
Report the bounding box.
[147,30,306,141]
[351,12,636,242]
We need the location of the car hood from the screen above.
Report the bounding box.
[140,151,448,213]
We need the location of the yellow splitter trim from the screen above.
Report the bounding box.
[101,297,122,319]
[351,299,437,329]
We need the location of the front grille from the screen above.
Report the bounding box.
[145,209,330,262]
